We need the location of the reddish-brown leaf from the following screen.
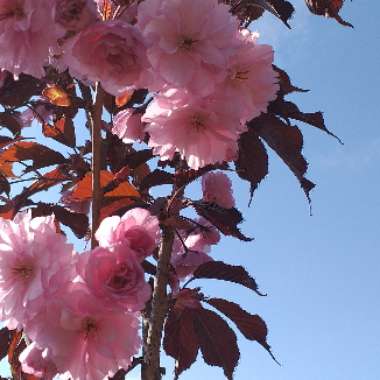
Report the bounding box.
[0,74,41,108]
[0,327,11,360]
[27,166,69,194]
[235,129,268,203]
[42,84,72,107]
[140,169,174,191]
[269,98,342,142]
[42,116,76,147]
[273,65,308,96]
[0,112,23,136]
[305,0,353,27]
[0,141,66,171]
[164,308,199,378]
[206,298,277,362]
[192,201,252,241]
[193,261,265,296]
[251,114,315,203]
[193,308,240,380]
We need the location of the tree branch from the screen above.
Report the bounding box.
[142,225,175,380]
[89,84,105,249]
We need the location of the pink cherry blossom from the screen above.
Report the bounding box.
[202,171,235,208]
[137,0,239,95]
[0,0,59,78]
[184,217,221,251]
[77,244,151,312]
[55,0,98,33]
[112,109,145,143]
[143,90,245,170]
[95,207,160,260]
[20,342,58,380]
[0,212,74,329]
[172,250,212,279]
[218,29,279,122]
[26,283,140,380]
[63,20,149,96]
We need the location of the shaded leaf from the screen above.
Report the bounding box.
[192,201,252,241]
[305,0,353,27]
[27,166,69,194]
[273,65,308,95]
[0,112,23,136]
[235,129,268,203]
[269,98,342,142]
[0,327,11,360]
[193,308,240,380]
[42,116,76,147]
[42,84,72,107]
[193,261,265,296]
[140,169,174,191]
[0,174,10,195]
[251,114,315,203]
[206,298,277,362]
[0,74,42,107]
[164,308,199,378]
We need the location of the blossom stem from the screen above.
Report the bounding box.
[90,83,104,249]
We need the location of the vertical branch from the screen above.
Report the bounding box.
[142,225,175,380]
[90,84,105,249]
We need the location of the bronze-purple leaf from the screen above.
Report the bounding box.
[305,0,353,27]
[192,201,252,241]
[163,308,199,378]
[0,327,11,360]
[273,65,308,96]
[140,169,174,191]
[250,114,315,203]
[235,129,268,203]
[193,261,265,296]
[193,308,240,380]
[206,298,278,363]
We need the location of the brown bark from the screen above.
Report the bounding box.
[142,225,175,380]
[90,84,105,249]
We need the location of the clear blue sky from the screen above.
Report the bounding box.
[2,1,379,379]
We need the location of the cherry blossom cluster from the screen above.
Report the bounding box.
[0,172,234,379]
[0,0,278,170]
[0,208,158,379]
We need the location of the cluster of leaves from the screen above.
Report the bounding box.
[0,0,352,378]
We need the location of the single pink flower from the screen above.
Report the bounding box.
[20,342,58,380]
[112,109,145,143]
[77,244,151,312]
[218,29,279,122]
[63,20,149,96]
[0,211,74,329]
[55,0,98,33]
[202,171,235,208]
[143,90,245,170]
[0,0,60,78]
[26,283,141,380]
[95,207,160,260]
[184,217,221,251]
[137,0,239,95]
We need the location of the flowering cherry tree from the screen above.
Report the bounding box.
[0,0,352,379]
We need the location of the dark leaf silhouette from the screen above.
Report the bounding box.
[193,308,240,380]
[192,201,252,241]
[305,0,353,27]
[273,65,308,95]
[193,261,265,296]
[206,298,278,362]
[235,129,268,202]
[269,98,342,142]
[0,112,23,136]
[0,327,11,360]
[251,114,315,203]
[140,169,174,191]
[164,308,199,378]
